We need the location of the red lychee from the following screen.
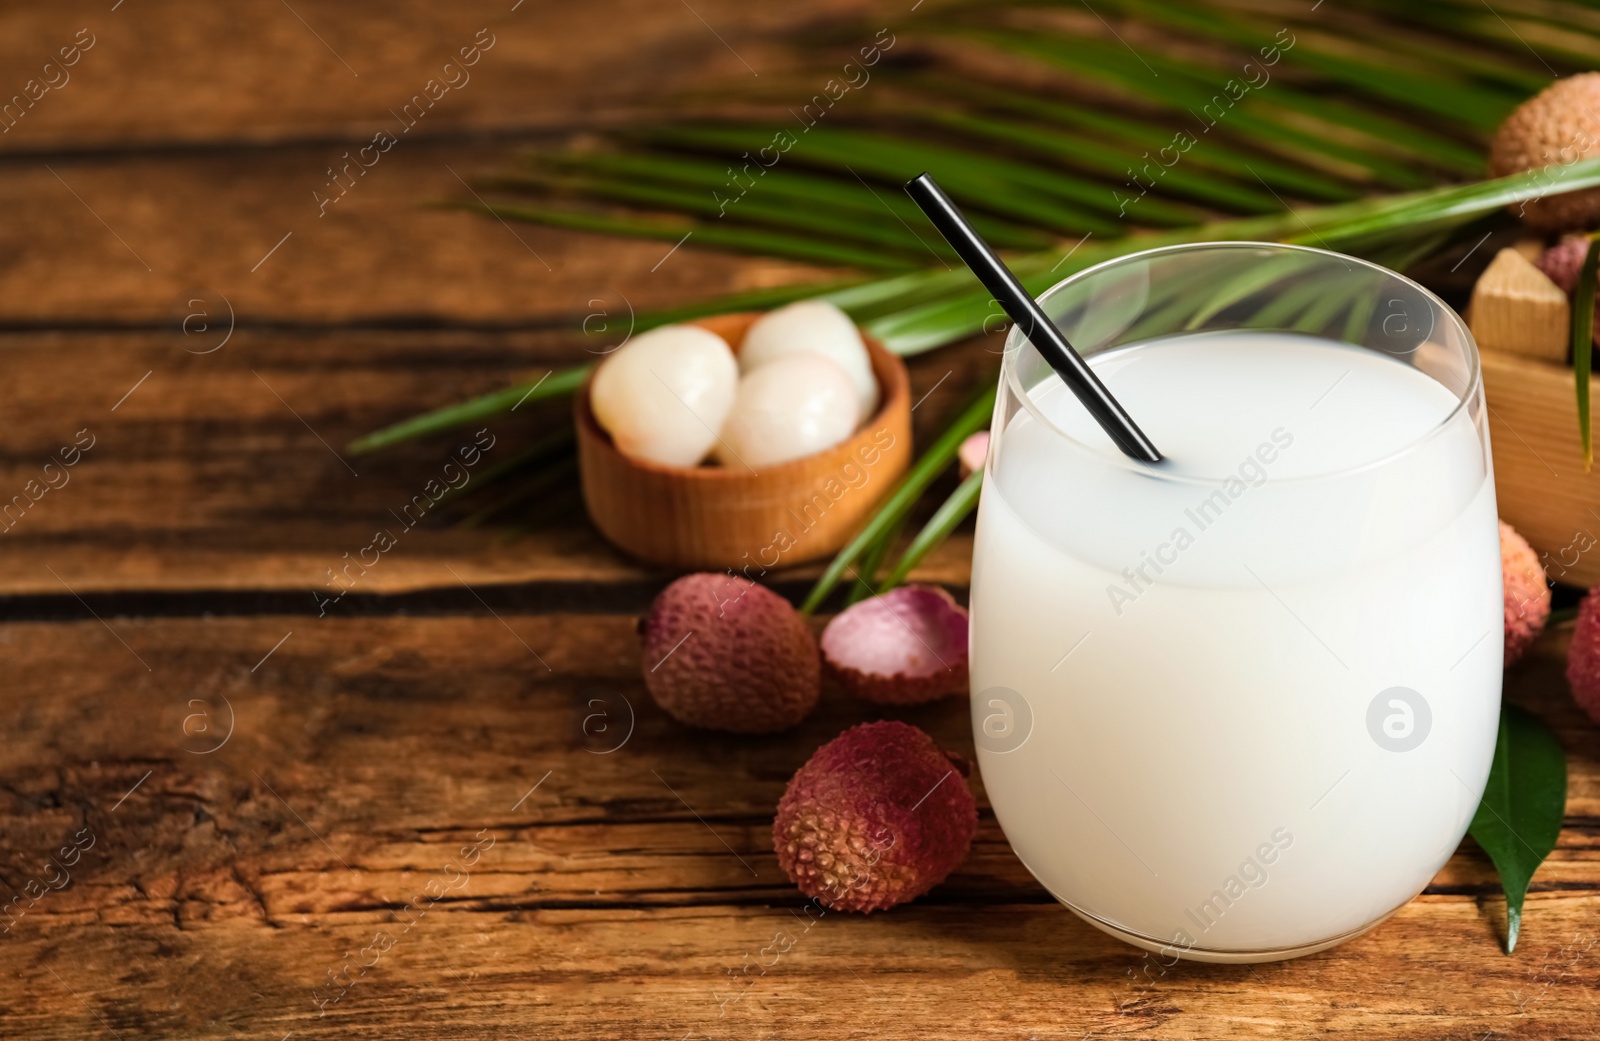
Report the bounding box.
[1488,73,1600,232]
[1567,586,1600,724]
[773,721,977,912]
[1537,235,1590,295]
[639,573,819,733]
[1502,520,1551,667]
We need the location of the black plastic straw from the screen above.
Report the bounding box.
[904,173,1163,464]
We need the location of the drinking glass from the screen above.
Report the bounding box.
[969,242,1501,963]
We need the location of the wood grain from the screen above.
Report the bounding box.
[1481,347,1600,587]
[1468,248,1569,363]
[3,1,1598,1037]
[0,327,987,597]
[0,144,835,325]
[0,0,900,150]
[0,615,1594,1039]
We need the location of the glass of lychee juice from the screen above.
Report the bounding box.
[970,243,1502,963]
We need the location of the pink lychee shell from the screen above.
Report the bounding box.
[820,585,969,705]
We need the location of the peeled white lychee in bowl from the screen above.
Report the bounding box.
[589,324,739,468]
[590,300,877,471]
[574,307,912,571]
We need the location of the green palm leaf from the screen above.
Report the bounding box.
[1574,238,1598,470]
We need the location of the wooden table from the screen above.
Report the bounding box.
[1,3,1596,1037]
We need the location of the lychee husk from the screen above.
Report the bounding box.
[639,573,819,733]
[1568,587,1600,725]
[1502,520,1551,667]
[819,585,970,705]
[773,720,977,912]
[1488,73,1600,232]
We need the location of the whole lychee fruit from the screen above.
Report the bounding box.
[1567,586,1600,724]
[1502,520,1551,667]
[640,573,819,733]
[1537,235,1591,295]
[1489,73,1600,232]
[773,721,977,912]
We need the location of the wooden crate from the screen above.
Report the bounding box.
[1482,347,1600,586]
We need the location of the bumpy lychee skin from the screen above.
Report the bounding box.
[1502,520,1551,667]
[773,721,977,912]
[1567,587,1600,724]
[1489,73,1600,232]
[1538,235,1590,295]
[639,573,819,733]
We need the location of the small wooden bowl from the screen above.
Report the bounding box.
[575,312,912,571]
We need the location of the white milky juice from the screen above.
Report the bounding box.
[970,330,1502,961]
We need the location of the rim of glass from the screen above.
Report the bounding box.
[999,241,1483,487]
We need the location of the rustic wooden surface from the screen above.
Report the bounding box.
[1,3,1598,1039]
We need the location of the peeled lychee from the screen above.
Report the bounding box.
[773,721,977,912]
[639,573,819,733]
[1568,587,1600,724]
[740,300,880,420]
[716,353,860,468]
[590,323,739,468]
[1488,73,1600,232]
[820,585,970,705]
[1502,520,1551,667]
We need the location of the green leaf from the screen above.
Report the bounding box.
[915,74,1359,201]
[847,513,907,605]
[800,383,996,615]
[1573,237,1598,471]
[646,124,1176,232]
[1468,704,1567,954]
[880,470,984,591]
[916,109,1280,213]
[1105,0,1519,143]
[529,150,1051,249]
[489,167,960,262]
[970,30,1434,189]
[462,201,916,272]
[348,365,591,454]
